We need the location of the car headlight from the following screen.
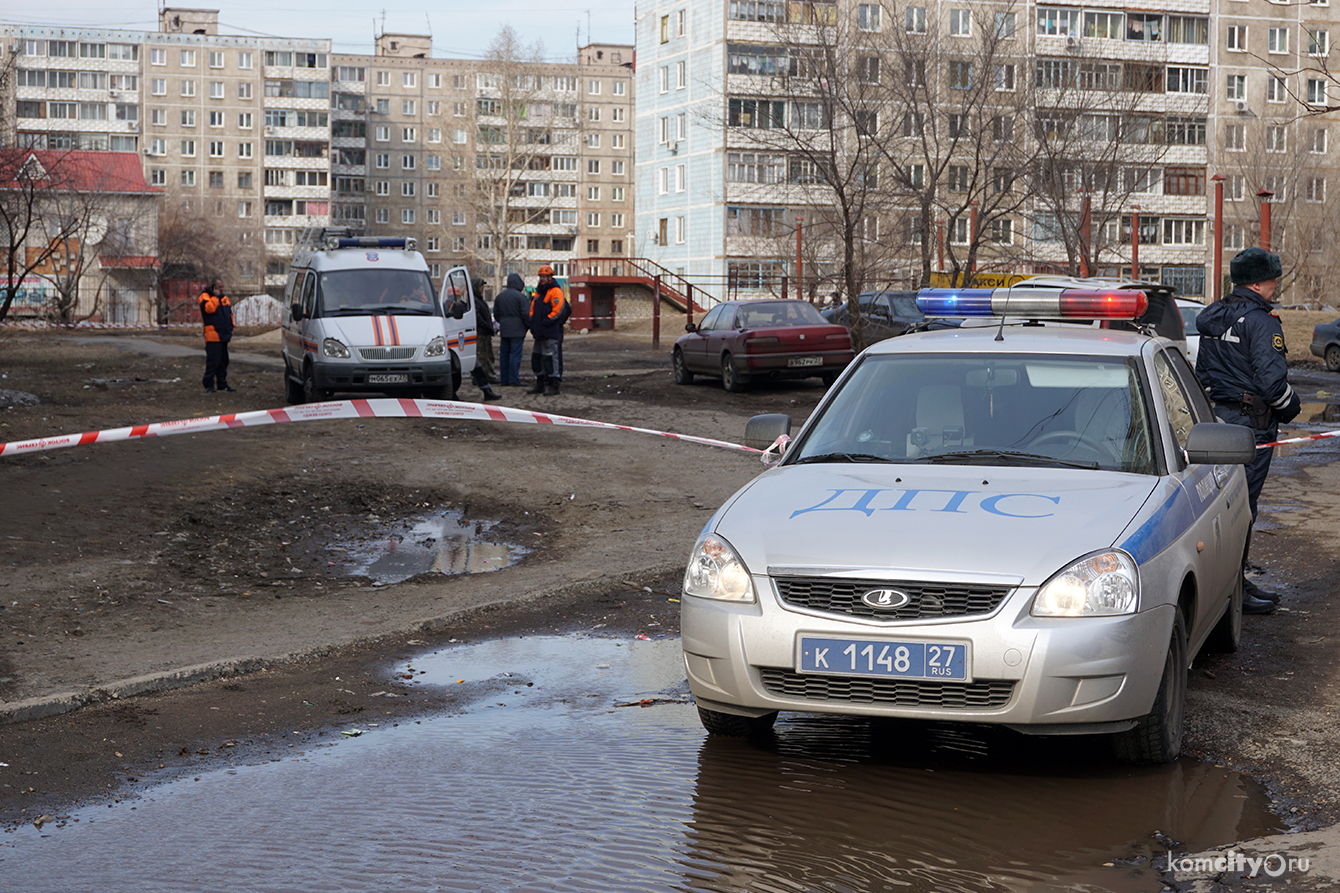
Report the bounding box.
[322,338,351,359]
[424,335,447,357]
[1032,550,1139,617]
[683,534,756,602]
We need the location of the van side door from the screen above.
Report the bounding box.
[443,266,477,376]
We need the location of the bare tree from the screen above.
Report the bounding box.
[439,26,576,292]
[153,199,255,321]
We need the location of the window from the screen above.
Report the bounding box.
[611,213,625,229]
[180,49,197,67]
[150,169,166,186]
[1037,7,1080,36]
[949,8,972,36]
[181,80,196,97]
[1307,177,1327,202]
[151,48,166,65]
[1223,223,1246,250]
[1310,29,1330,55]
[949,61,973,90]
[402,182,415,197]
[375,180,390,196]
[1083,11,1123,39]
[1267,76,1287,102]
[995,12,1016,38]
[992,115,1014,141]
[1225,123,1246,151]
[208,171,224,188]
[403,71,416,87]
[402,99,416,116]
[948,164,971,191]
[858,4,881,30]
[239,172,252,189]
[1312,128,1328,153]
[1163,167,1206,196]
[181,170,196,186]
[1167,16,1208,44]
[676,61,686,90]
[210,111,225,127]
[1308,78,1328,106]
[588,79,602,95]
[376,153,390,168]
[402,209,415,225]
[149,138,167,156]
[587,159,601,174]
[1166,116,1207,145]
[209,141,224,157]
[1226,74,1246,100]
[1227,25,1246,51]
[905,6,926,33]
[1167,67,1208,94]
[1266,125,1287,152]
[728,98,785,129]
[376,70,390,86]
[181,110,196,127]
[586,212,601,228]
[1226,174,1245,201]
[1263,176,1288,200]
[401,154,416,170]
[238,83,252,100]
[238,52,253,69]
[402,127,416,142]
[1269,27,1289,53]
[1163,219,1205,246]
[989,219,1013,244]
[1127,13,1162,41]
[238,142,252,158]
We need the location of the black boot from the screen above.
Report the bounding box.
[526,377,546,395]
[543,378,561,396]
[482,384,502,401]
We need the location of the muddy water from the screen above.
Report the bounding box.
[341,510,527,584]
[0,636,1279,892]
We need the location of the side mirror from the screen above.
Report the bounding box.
[685,322,698,334]
[1184,421,1257,465]
[744,413,792,451]
[290,302,303,322]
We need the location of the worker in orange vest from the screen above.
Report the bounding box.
[199,281,235,393]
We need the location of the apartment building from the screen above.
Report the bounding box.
[635,0,1340,303]
[3,10,634,301]
[331,36,634,288]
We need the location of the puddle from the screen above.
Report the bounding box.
[0,636,1282,893]
[338,509,527,583]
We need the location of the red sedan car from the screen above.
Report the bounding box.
[672,299,856,392]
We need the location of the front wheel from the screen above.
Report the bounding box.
[1113,609,1187,764]
[721,353,748,393]
[697,705,777,737]
[302,364,330,404]
[1326,344,1340,373]
[673,349,694,385]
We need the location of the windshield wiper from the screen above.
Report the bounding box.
[386,307,433,315]
[795,452,895,464]
[917,449,1099,470]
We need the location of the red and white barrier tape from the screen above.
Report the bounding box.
[0,321,201,330]
[1260,429,1340,449]
[0,398,762,458]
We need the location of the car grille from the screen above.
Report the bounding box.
[759,668,1015,709]
[359,347,417,361]
[773,576,1012,621]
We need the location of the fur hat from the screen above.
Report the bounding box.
[1230,247,1283,285]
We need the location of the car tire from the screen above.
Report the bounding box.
[673,349,694,385]
[721,353,747,392]
[1326,344,1340,373]
[302,364,330,404]
[1205,571,1243,653]
[1113,608,1187,765]
[697,705,777,737]
[284,361,304,405]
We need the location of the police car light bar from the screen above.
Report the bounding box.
[916,287,1148,319]
[331,237,417,251]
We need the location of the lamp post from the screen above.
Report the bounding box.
[1211,175,1225,302]
[1257,188,1274,251]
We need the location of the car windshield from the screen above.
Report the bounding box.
[791,353,1156,473]
[737,301,826,328]
[318,269,439,316]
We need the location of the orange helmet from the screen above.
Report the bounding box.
[538,265,554,277]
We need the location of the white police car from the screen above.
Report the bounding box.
[681,286,1258,763]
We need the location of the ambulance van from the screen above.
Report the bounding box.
[281,227,476,403]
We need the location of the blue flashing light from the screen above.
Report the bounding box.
[916,288,996,316]
[335,237,409,249]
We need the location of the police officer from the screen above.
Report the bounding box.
[1195,247,1301,614]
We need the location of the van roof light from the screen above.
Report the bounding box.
[331,237,415,251]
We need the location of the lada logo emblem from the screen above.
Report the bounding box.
[861,588,912,610]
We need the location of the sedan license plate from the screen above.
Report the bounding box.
[787,356,822,368]
[798,636,967,681]
[367,373,409,384]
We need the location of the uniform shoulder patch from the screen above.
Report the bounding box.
[1273,333,1285,352]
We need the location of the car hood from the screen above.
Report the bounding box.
[709,464,1165,587]
[322,315,445,348]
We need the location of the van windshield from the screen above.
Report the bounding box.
[318,269,439,316]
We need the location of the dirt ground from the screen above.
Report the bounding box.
[5,315,1340,861]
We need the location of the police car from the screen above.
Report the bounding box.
[681,286,1258,763]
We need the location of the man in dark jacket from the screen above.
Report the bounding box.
[526,266,569,396]
[1196,247,1301,613]
[493,273,529,386]
[199,281,235,393]
[468,277,501,401]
